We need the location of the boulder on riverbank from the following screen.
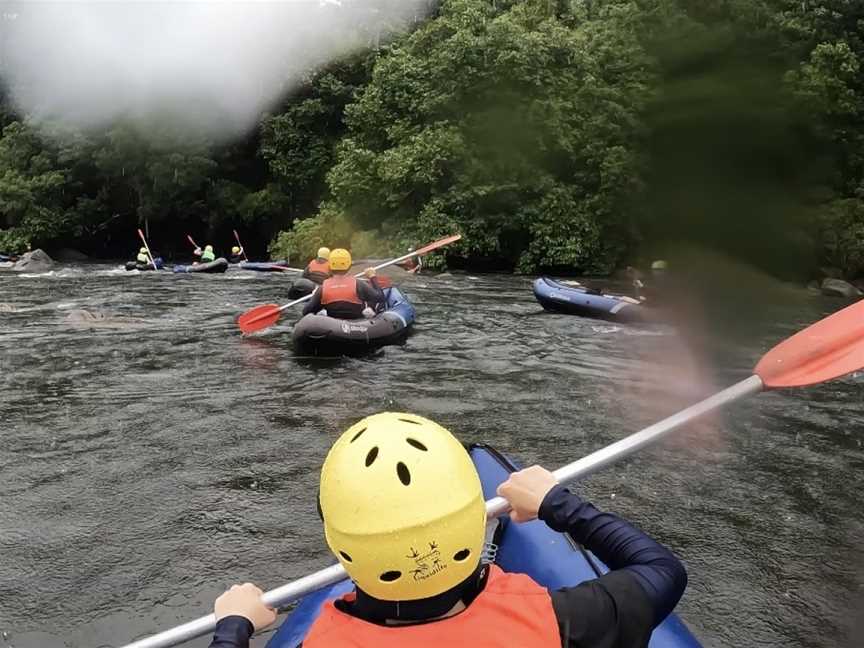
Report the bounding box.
[53,248,88,262]
[12,249,54,273]
[821,278,862,298]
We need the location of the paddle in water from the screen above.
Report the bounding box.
[137,228,158,271]
[236,233,462,335]
[232,229,249,262]
[122,299,864,648]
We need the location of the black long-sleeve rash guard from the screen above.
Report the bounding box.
[540,484,687,647]
[208,486,686,648]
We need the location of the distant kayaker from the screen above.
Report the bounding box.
[302,248,383,320]
[208,413,687,648]
[229,246,244,264]
[634,260,668,305]
[396,247,422,274]
[303,247,332,284]
[194,245,216,264]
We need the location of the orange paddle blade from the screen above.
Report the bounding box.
[238,303,282,335]
[755,300,864,388]
[414,233,461,256]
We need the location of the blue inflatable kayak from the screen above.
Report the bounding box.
[236,260,291,272]
[292,286,416,356]
[266,444,700,648]
[534,276,649,323]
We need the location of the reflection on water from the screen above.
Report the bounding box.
[1,264,863,647]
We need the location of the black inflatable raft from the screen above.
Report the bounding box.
[292,287,415,356]
[288,277,318,300]
[172,258,229,274]
[125,258,164,271]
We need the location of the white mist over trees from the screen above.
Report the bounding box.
[0,0,433,136]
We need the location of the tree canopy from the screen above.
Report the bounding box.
[1,0,862,277]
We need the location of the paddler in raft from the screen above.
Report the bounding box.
[193,244,217,264]
[229,246,245,264]
[301,248,384,320]
[130,247,163,269]
[208,413,687,648]
[395,246,422,274]
[630,260,669,306]
[302,247,332,284]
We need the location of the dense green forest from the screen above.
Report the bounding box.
[1,0,862,277]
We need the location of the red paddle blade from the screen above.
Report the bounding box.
[755,300,864,388]
[237,303,282,334]
[376,275,393,289]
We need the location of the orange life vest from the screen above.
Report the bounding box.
[307,258,330,275]
[303,565,561,647]
[321,274,362,306]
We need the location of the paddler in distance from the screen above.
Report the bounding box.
[303,247,332,284]
[301,248,383,320]
[194,244,216,264]
[134,246,162,269]
[208,413,687,647]
[633,259,669,305]
[229,246,244,264]
[396,246,422,274]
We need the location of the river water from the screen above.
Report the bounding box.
[1,264,862,648]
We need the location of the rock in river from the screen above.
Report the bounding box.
[12,249,55,273]
[821,278,862,298]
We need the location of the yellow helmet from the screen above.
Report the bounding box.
[328,248,352,271]
[205,245,214,252]
[320,413,485,601]
[232,246,241,254]
[139,247,147,254]
[317,247,331,260]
